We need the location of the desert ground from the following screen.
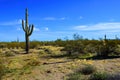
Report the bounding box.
[0,46,120,80]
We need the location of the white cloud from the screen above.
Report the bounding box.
[73,22,120,32]
[45,27,49,31]
[34,27,40,31]
[43,17,56,20]
[0,19,22,26]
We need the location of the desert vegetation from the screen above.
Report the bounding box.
[0,8,120,80]
[0,34,120,80]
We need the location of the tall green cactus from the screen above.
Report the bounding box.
[22,8,34,54]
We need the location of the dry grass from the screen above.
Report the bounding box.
[0,46,120,80]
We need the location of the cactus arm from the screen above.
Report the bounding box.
[28,24,34,36]
[28,25,31,32]
[22,20,26,32]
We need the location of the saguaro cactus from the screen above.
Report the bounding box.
[102,34,109,56]
[22,8,34,54]
[103,34,107,46]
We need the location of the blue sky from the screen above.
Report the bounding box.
[0,0,120,41]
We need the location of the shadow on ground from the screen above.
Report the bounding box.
[86,56,120,60]
[43,53,120,60]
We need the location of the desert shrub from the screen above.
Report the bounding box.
[0,58,5,79]
[107,73,120,80]
[0,44,7,49]
[30,41,41,49]
[26,58,40,66]
[114,45,120,55]
[55,39,64,46]
[80,64,96,75]
[84,44,96,54]
[95,42,116,57]
[78,53,93,59]
[21,59,39,75]
[19,65,32,75]
[64,44,73,55]
[0,63,4,79]
[96,44,109,57]
[35,45,41,49]
[0,49,3,54]
[65,73,82,80]
[4,51,15,57]
[90,72,108,80]
[44,48,54,54]
[64,40,85,55]
[39,50,46,54]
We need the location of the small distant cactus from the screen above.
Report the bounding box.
[22,8,34,54]
[103,34,107,46]
[102,34,109,56]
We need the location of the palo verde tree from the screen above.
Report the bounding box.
[22,8,34,54]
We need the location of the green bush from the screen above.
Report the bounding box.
[114,45,120,55]
[0,44,7,48]
[44,48,54,54]
[95,40,117,57]
[4,51,15,57]
[84,44,96,54]
[96,44,109,57]
[39,50,46,54]
[64,40,85,55]
[90,72,108,80]
[80,64,96,75]
[26,59,40,66]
